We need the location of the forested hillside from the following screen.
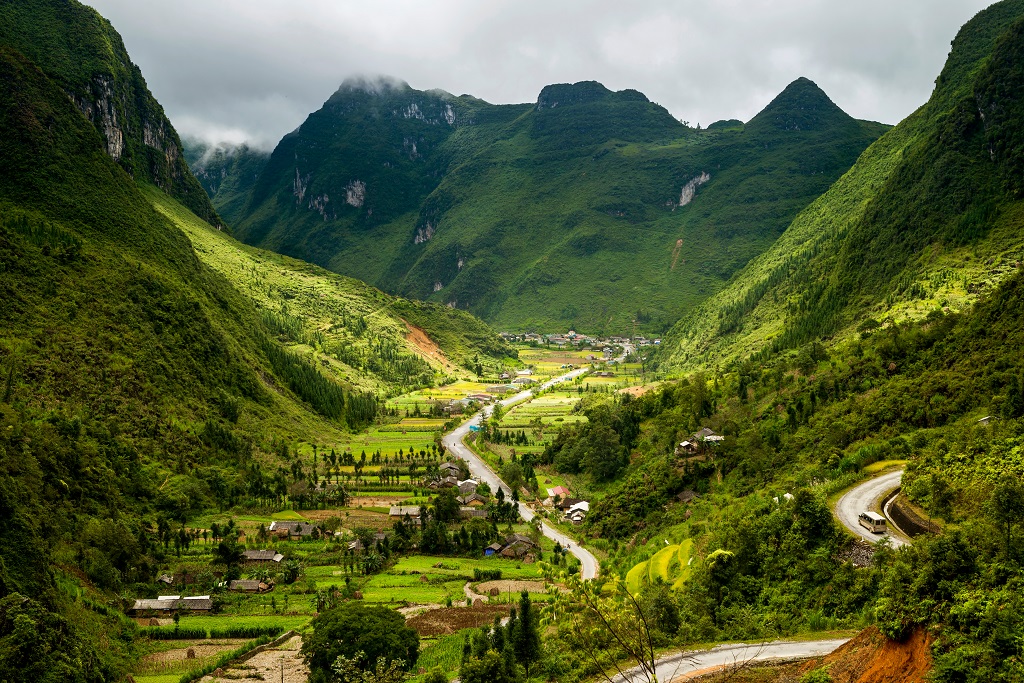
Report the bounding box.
[656,0,1024,372]
[543,265,1024,682]
[0,6,512,679]
[217,76,886,333]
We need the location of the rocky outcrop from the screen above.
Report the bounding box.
[0,0,221,226]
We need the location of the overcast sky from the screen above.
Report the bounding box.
[86,0,993,149]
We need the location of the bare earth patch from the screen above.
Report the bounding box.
[300,508,391,529]
[618,383,659,397]
[407,604,511,637]
[201,634,308,683]
[143,640,248,667]
[697,627,933,683]
[404,321,457,373]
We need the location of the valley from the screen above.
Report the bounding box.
[4,1,1024,683]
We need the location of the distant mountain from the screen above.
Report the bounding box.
[0,0,221,225]
[184,140,270,227]
[655,0,1024,372]
[215,76,887,334]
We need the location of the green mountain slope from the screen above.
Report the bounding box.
[223,77,886,334]
[0,25,510,683]
[656,0,1024,372]
[0,0,221,225]
[147,184,514,395]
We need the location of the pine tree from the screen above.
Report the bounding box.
[512,590,541,675]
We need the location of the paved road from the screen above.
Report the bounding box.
[442,347,632,580]
[834,469,910,547]
[614,638,850,682]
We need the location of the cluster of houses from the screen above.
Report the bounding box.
[499,329,636,351]
[544,486,590,525]
[484,533,541,560]
[676,427,725,457]
[392,461,491,521]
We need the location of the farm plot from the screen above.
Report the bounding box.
[411,629,476,682]
[361,574,466,604]
[407,604,511,637]
[389,556,546,580]
[135,639,248,680]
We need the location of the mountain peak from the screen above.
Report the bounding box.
[535,81,649,110]
[337,75,411,96]
[746,77,854,133]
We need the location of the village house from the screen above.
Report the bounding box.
[677,428,724,456]
[555,497,584,512]
[389,505,422,520]
[268,521,317,538]
[458,493,488,506]
[459,507,489,520]
[566,501,589,525]
[228,579,272,593]
[242,549,284,563]
[130,595,213,615]
[500,533,540,560]
[546,485,570,498]
[458,479,479,495]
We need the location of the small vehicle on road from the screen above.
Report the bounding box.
[858,511,887,533]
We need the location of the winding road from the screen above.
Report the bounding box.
[834,469,910,548]
[442,347,633,580]
[437,348,898,678]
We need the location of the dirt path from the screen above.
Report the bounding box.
[464,581,488,603]
[201,634,307,683]
[403,320,457,373]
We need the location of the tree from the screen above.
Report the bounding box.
[302,603,419,682]
[590,422,626,481]
[510,591,541,675]
[552,576,688,683]
[460,650,519,683]
[331,653,407,683]
[212,538,244,577]
[988,481,1024,557]
[434,489,461,524]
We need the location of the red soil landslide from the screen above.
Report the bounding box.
[798,627,933,683]
[699,627,933,683]
[402,320,456,372]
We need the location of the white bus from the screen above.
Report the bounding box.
[859,511,887,534]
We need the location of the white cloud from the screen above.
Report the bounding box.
[85,0,995,145]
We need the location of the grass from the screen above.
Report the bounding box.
[361,576,467,604]
[863,459,909,474]
[410,630,475,681]
[389,555,545,580]
[172,615,311,632]
[134,675,182,683]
